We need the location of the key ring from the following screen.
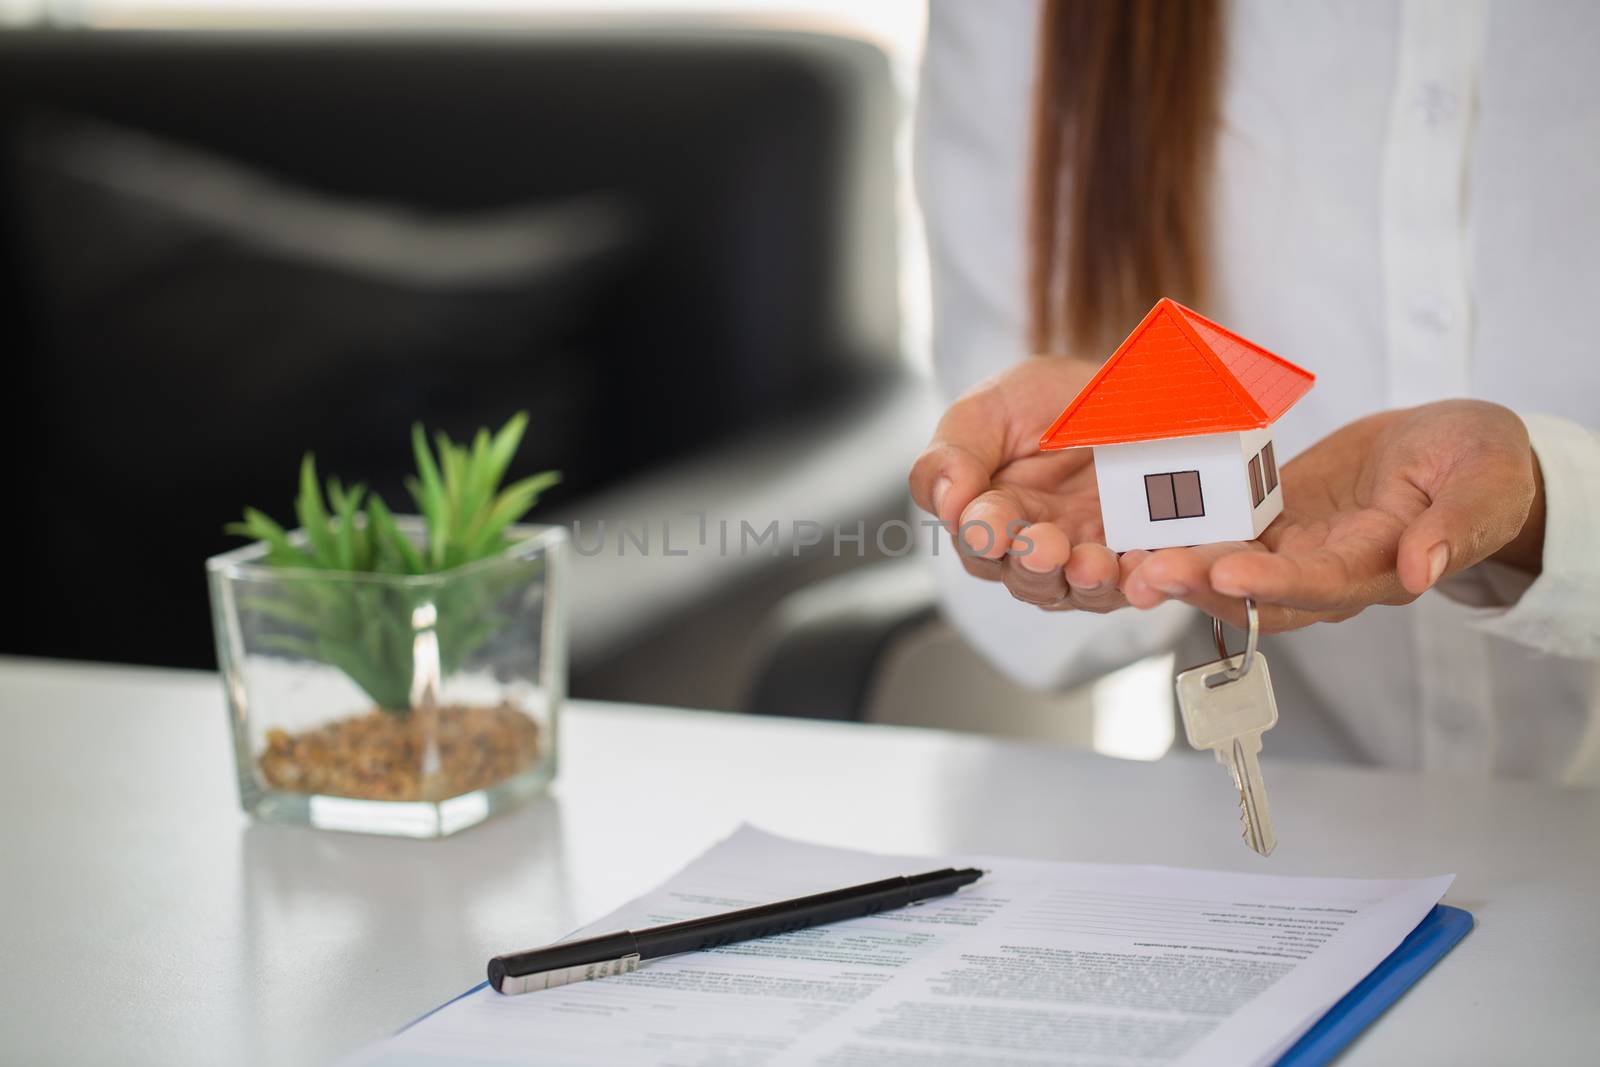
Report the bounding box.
[1211,598,1259,684]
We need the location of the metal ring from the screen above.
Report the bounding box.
[1211,598,1258,684]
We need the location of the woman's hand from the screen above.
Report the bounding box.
[910,357,1111,609]
[1124,400,1545,631]
[909,357,1242,612]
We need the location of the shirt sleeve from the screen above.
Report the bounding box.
[1434,413,1600,658]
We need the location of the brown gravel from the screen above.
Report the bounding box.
[258,702,543,802]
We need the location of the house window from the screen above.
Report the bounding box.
[1145,471,1204,521]
[1262,441,1278,493]
[1248,455,1265,507]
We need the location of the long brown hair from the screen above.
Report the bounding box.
[1028,0,1225,354]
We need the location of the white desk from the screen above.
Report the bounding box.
[1,657,1596,1065]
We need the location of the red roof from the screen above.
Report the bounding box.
[1039,299,1315,449]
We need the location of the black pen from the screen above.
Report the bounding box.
[488,867,985,995]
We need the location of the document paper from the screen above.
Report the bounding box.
[344,826,1452,1067]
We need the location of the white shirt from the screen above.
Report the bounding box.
[916,0,1600,781]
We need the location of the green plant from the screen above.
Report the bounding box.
[228,413,559,712]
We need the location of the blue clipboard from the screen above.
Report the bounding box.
[1275,904,1474,1066]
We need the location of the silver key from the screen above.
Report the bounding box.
[1175,603,1279,857]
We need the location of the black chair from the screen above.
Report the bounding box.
[0,27,907,676]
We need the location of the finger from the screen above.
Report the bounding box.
[909,443,990,529]
[1209,543,1400,612]
[1054,548,1140,615]
[957,553,1003,582]
[958,488,1029,561]
[1130,544,1332,631]
[909,387,1009,527]
[1395,452,1535,595]
[1065,542,1127,612]
[1174,587,1322,635]
[1063,541,1119,597]
[1124,543,1258,609]
[1001,524,1071,606]
[1117,550,1152,581]
[1124,549,1202,609]
[1065,568,1127,613]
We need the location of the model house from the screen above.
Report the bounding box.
[1039,298,1315,552]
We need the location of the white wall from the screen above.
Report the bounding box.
[1092,430,1281,551]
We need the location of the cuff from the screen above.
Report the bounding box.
[1437,412,1600,658]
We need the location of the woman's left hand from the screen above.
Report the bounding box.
[1121,400,1545,632]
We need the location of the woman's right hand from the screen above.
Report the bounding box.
[909,356,1138,612]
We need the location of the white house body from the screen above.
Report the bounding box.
[1092,427,1283,552]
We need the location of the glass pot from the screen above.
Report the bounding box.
[207,523,567,837]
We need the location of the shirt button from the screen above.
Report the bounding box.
[1409,293,1454,334]
[1415,81,1459,125]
